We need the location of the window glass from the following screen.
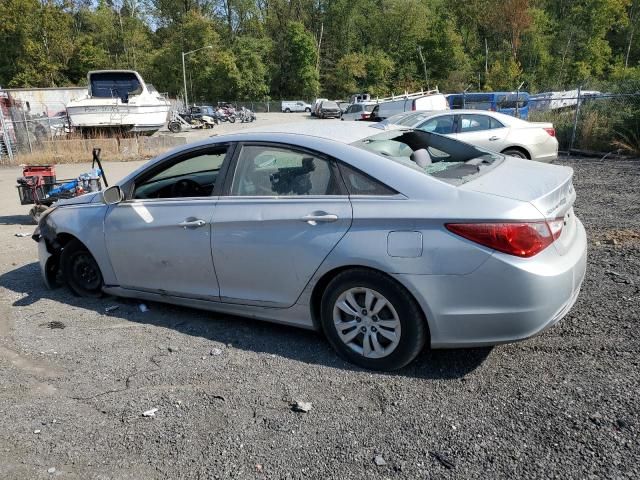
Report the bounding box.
[134,150,226,199]
[337,163,397,195]
[490,117,505,129]
[364,104,376,112]
[418,116,455,134]
[460,114,493,132]
[231,146,340,196]
[353,130,502,185]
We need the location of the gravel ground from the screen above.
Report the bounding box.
[0,155,638,479]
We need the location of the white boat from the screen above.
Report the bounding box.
[66,70,170,134]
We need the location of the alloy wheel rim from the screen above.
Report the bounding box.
[333,287,401,359]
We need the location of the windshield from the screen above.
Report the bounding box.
[353,129,502,185]
[323,101,339,109]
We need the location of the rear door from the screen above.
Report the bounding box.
[211,143,352,307]
[455,113,509,151]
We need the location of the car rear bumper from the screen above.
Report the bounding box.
[395,218,587,348]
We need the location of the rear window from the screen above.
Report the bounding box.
[322,101,339,109]
[364,104,376,112]
[352,129,502,185]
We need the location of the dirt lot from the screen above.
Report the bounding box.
[0,152,638,479]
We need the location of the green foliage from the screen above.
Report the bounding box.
[1,0,640,99]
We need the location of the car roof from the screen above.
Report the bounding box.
[225,120,378,144]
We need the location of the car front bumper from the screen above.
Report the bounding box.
[37,235,56,289]
[395,218,587,348]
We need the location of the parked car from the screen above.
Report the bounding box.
[34,122,586,371]
[337,101,351,114]
[317,100,342,119]
[375,92,448,120]
[281,100,312,113]
[376,110,558,163]
[341,102,377,121]
[312,98,328,117]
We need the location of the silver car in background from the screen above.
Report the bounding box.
[376,109,559,162]
[34,122,586,370]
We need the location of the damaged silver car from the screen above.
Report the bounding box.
[34,122,587,370]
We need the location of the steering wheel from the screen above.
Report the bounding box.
[171,179,201,197]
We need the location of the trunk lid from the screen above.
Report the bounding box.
[460,157,577,255]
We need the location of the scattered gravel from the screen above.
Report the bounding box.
[0,156,637,479]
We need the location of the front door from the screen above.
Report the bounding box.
[104,146,229,300]
[212,143,352,307]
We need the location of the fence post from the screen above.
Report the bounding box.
[0,107,14,163]
[22,109,33,154]
[569,86,582,155]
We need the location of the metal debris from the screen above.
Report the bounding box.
[142,408,158,417]
[373,455,387,466]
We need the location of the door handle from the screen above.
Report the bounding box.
[302,212,338,225]
[489,136,500,141]
[178,218,206,229]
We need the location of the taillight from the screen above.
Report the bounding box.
[445,220,563,258]
[361,113,370,120]
[411,101,416,111]
[544,127,556,137]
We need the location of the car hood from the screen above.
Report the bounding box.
[55,191,101,207]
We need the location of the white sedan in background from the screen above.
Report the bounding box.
[376,110,558,162]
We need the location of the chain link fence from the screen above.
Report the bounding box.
[528,91,640,155]
[2,92,640,165]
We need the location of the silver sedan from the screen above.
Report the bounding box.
[34,122,586,370]
[376,109,559,163]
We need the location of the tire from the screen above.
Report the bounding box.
[168,121,181,133]
[285,108,291,113]
[502,148,528,159]
[320,269,427,371]
[228,115,236,123]
[60,239,103,298]
[305,107,311,113]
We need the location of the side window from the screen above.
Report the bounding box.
[460,114,492,132]
[133,149,227,199]
[338,163,397,196]
[419,115,455,134]
[490,117,505,129]
[230,145,341,196]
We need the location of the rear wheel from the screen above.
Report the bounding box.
[320,269,427,370]
[502,148,528,159]
[168,121,181,133]
[305,107,311,113]
[284,108,291,113]
[60,239,103,297]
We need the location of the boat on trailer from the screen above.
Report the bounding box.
[66,70,170,135]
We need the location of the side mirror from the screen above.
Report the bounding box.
[102,185,124,205]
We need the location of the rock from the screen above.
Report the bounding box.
[33,429,41,434]
[47,467,56,474]
[138,303,149,313]
[210,348,223,356]
[291,401,312,413]
[589,412,604,425]
[142,407,158,417]
[168,346,178,353]
[374,455,387,466]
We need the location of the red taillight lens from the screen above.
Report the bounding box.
[544,127,556,137]
[445,220,563,258]
[361,113,370,120]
